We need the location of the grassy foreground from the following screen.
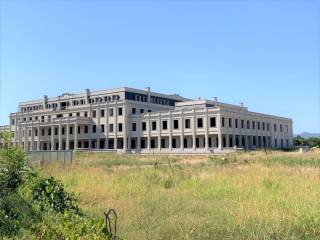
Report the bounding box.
[38,150,320,240]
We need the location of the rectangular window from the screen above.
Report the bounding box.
[69,126,73,134]
[152,121,157,130]
[76,112,80,117]
[84,126,88,133]
[42,129,45,136]
[62,127,65,135]
[101,124,105,133]
[69,113,73,117]
[197,118,203,128]
[274,124,277,132]
[235,119,238,128]
[241,120,244,129]
[252,121,255,130]
[229,118,232,128]
[221,117,225,127]
[118,123,123,132]
[55,127,58,135]
[247,120,250,129]
[57,114,63,118]
[118,107,123,116]
[140,109,144,114]
[280,124,283,132]
[173,119,179,129]
[267,123,270,131]
[11,119,15,125]
[92,110,96,118]
[142,122,147,131]
[210,117,216,127]
[257,122,260,130]
[109,124,114,133]
[35,129,38,137]
[162,120,168,130]
[78,126,80,134]
[100,109,105,117]
[84,112,88,117]
[132,123,136,131]
[185,119,191,129]
[109,108,114,116]
[132,108,136,114]
[263,122,265,131]
[48,128,51,136]
[92,125,96,133]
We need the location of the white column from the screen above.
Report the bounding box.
[192,109,196,151]
[123,105,127,151]
[31,122,34,150]
[226,134,230,148]
[97,104,101,150]
[158,114,161,151]
[74,122,78,151]
[114,105,118,149]
[205,109,209,150]
[180,109,184,151]
[105,105,109,149]
[218,115,222,150]
[37,125,40,150]
[169,111,172,151]
[24,125,27,151]
[66,120,70,150]
[58,121,62,150]
[147,114,151,150]
[51,124,54,150]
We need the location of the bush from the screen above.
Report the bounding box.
[31,176,82,215]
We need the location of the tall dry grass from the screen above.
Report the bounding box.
[38,149,320,239]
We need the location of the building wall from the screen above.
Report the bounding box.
[6,87,293,153]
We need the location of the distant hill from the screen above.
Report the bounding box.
[294,132,320,138]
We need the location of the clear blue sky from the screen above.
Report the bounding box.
[0,0,319,133]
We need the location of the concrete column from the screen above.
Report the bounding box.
[18,127,22,149]
[169,112,172,151]
[123,105,127,151]
[114,105,118,149]
[66,121,70,150]
[74,122,78,151]
[192,109,196,150]
[180,110,184,151]
[147,114,151,150]
[105,105,109,149]
[158,114,161,151]
[58,121,62,150]
[217,115,222,150]
[218,132,222,150]
[137,136,141,151]
[24,125,27,151]
[51,124,54,150]
[37,125,40,150]
[97,104,101,150]
[205,109,209,150]
[31,122,34,150]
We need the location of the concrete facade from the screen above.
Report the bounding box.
[5,87,293,153]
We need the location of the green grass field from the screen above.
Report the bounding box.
[37,150,320,240]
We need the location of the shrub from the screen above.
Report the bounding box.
[31,176,82,215]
